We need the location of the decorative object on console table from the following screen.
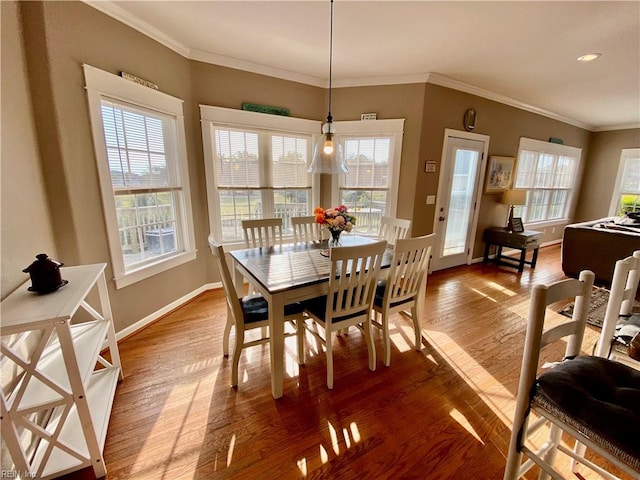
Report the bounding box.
[22,253,67,294]
[484,156,515,193]
[483,227,542,273]
[500,189,527,231]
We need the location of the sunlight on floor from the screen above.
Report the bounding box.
[227,433,236,467]
[296,421,362,476]
[422,329,514,427]
[449,408,484,444]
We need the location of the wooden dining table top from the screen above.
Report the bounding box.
[229,235,393,294]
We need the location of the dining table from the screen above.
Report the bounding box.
[229,234,393,398]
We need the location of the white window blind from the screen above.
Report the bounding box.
[513,138,582,224]
[609,148,640,215]
[84,65,196,288]
[201,106,318,244]
[335,119,405,237]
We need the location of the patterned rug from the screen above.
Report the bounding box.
[558,286,611,328]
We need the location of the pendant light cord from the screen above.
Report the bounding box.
[327,0,334,123]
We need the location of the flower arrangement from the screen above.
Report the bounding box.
[314,205,356,233]
[314,206,356,247]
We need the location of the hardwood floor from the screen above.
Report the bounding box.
[63,245,633,479]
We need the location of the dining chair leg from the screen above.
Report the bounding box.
[231,331,244,388]
[364,321,376,371]
[410,306,422,352]
[382,313,391,367]
[326,333,334,389]
[223,314,233,357]
[539,425,562,480]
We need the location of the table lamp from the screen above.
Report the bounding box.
[501,189,527,231]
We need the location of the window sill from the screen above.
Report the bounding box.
[114,250,197,289]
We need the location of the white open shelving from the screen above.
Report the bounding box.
[1,263,123,479]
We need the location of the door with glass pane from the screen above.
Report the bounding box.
[432,133,488,271]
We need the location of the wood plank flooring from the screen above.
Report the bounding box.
[62,245,634,479]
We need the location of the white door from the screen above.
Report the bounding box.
[431,130,489,271]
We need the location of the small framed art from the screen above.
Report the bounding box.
[509,217,525,233]
[485,156,515,193]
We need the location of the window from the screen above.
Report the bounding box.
[201,106,319,243]
[609,148,640,215]
[84,65,196,288]
[513,138,582,224]
[335,119,405,236]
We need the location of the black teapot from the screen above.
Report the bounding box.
[22,253,68,294]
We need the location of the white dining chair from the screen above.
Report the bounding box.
[298,240,387,389]
[503,269,640,480]
[291,215,325,243]
[209,238,305,387]
[241,218,283,249]
[372,234,434,366]
[378,216,411,246]
[594,249,640,367]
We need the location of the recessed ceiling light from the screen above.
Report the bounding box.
[577,53,602,62]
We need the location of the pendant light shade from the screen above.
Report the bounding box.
[307,0,348,174]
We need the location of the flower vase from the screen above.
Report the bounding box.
[328,229,342,249]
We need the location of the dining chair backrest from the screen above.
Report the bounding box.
[242,218,283,249]
[381,234,434,309]
[378,216,412,246]
[291,216,324,243]
[208,239,244,330]
[325,240,387,327]
[594,249,640,358]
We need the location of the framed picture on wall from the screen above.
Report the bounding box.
[485,156,515,193]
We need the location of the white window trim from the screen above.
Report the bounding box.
[200,105,321,247]
[84,64,197,289]
[516,137,583,226]
[609,148,640,216]
[331,119,405,216]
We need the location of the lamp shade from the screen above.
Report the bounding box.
[501,189,527,206]
[307,121,348,174]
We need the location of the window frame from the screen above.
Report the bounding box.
[513,137,583,228]
[331,119,405,234]
[84,64,196,289]
[200,105,321,247]
[609,148,640,216]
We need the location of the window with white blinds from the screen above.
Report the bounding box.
[609,148,640,215]
[84,65,196,288]
[201,106,319,244]
[335,119,405,236]
[513,138,582,224]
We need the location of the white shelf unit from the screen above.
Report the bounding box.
[1,263,123,479]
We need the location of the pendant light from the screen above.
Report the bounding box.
[307,0,348,174]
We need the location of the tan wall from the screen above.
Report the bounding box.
[16,1,208,332]
[1,1,57,298]
[575,128,640,221]
[332,83,426,226]
[417,84,592,258]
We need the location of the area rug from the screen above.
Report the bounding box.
[558,286,612,328]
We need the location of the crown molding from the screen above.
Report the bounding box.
[84,1,190,57]
[190,49,327,88]
[592,123,640,132]
[424,73,595,131]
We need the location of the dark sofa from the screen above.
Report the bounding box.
[562,217,640,286]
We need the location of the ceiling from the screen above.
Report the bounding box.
[89,1,640,131]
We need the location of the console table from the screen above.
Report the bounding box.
[483,227,542,273]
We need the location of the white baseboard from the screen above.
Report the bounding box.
[115,281,222,341]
